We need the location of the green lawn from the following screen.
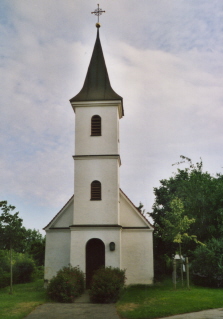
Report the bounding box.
[0,280,47,319]
[1,278,223,319]
[116,279,223,319]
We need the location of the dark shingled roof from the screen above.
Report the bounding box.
[70,28,124,116]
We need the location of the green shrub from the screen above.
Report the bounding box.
[191,238,223,287]
[89,267,126,303]
[35,265,44,279]
[0,250,10,288]
[13,257,36,284]
[0,269,10,288]
[0,250,37,286]
[46,265,85,303]
[0,250,9,270]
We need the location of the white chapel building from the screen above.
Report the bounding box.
[44,24,154,286]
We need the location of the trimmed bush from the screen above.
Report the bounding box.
[89,267,126,303]
[46,265,85,303]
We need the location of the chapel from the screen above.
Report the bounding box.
[44,21,154,286]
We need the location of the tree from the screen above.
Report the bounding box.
[160,197,198,285]
[0,201,26,293]
[191,238,223,287]
[23,229,45,266]
[150,156,223,277]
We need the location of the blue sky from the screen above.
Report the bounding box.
[1,0,223,234]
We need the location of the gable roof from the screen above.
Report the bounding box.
[120,189,154,229]
[43,195,74,230]
[44,190,154,230]
[70,28,124,116]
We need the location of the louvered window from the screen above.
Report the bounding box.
[91,115,101,136]
[91,180,101,200]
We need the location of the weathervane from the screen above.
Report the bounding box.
[91,4,105,28]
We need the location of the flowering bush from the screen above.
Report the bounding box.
[89,267,126,303]
[46,265,84,302]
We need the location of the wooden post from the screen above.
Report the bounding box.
[180,258,184,287]
[173,259,176,289]
[186,257,190,289]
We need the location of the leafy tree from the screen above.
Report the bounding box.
[23,229,45,266]
[160,197,199,284]
[150,156,223,277]
[0,201,26,293]
[191,238,223,287]
[0,201,46,289]
[137,202,145,213]
[0,250,37,288]
[161,198,196,249]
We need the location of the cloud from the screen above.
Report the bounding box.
[1,0,223,232]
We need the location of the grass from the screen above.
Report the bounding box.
[1,278,223,319]
[0,280,47,319]
[116,278,223,319]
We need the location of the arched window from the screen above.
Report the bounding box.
[91,180,101,200]
[91,115,101,136]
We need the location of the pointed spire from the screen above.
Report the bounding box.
[70,28,124,116]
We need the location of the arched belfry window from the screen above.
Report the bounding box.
[91,115,101,136]
[91,180,101,200]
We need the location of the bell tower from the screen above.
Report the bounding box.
[69,23,124,272]
[70,26,124,225]
[44,10,154,286]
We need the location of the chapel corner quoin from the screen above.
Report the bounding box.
[43,24,154,286]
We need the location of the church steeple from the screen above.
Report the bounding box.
[70,27,124,116]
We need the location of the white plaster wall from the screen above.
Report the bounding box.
[44,229,70,281]
[70,227,121,276]
[52,200,73,227]
[75,104,120,155]
[73,158,120,224]
[121,229,154,285]
[120,192,147,227]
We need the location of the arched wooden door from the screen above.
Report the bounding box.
[86,238,105,288]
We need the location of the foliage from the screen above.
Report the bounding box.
[23,229,45,266]
[13,256,36,284]
[46,265,84,303]
[0,250,37,288]
[0,250,10,288]
[0,201,26,251]
[0,202,28,294]
[0,250,9,271]
[160,197,196,245]
[149,156,223,277]
[0,202,45,263]
[116,279,223,319]
[0,279,47,319]
[0,201,45,295]
[89,267,126,303]
[191,238,223,288]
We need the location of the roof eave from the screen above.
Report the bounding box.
[70,99,124,119]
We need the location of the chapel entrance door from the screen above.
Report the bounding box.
[86,238,105,288]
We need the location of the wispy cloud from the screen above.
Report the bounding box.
[1,0,223,232]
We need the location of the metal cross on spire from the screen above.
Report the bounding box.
[91,4,105,27]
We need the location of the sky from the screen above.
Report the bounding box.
[1,0,223,235]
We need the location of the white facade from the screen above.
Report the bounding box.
[44,28,154,286]
[44,191,154,285]
[74,102,121,156]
